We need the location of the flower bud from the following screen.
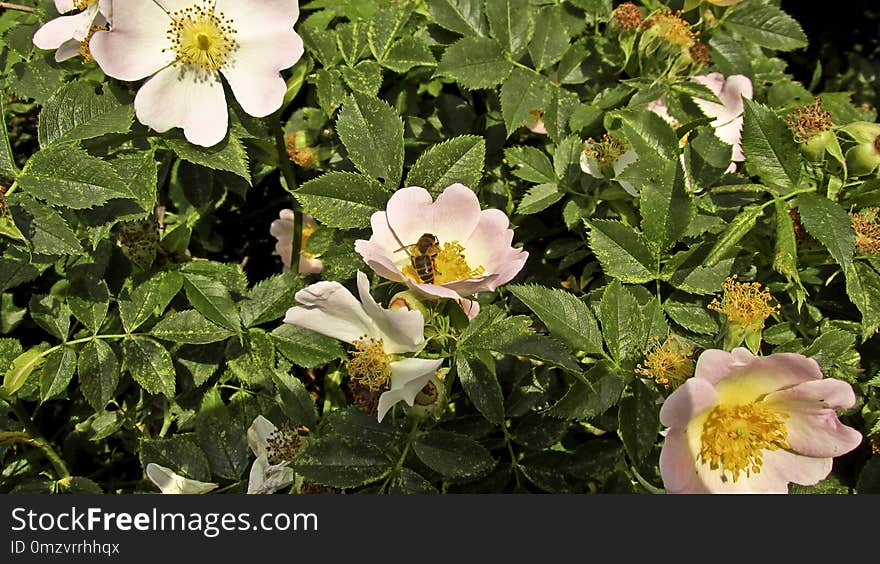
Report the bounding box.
[388,290,428,317]
[841,121,880,144]
[801,129,835,162]
[404,370,448,420]
[846,140,880,177]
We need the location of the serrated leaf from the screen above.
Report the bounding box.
[507,284,603,354]
[225,328,274,389]
[315,69,347,117]
[0,97,19,178]
[413,430,495,481]
[150,310,234,344]
[336,20,369,66]
[166,131,251,184]
[845,262,880,339]
[485,0,533,57]
[500,67,552,136]
[336,93,404,187]
[195,389,248,480]
[292,436,392,488]
[78,339,119,411]
[664,300,719,335]
[742,99,802,190]
[39,347,75,401]
[405,135,485,196]
[515,183,562,215]
[428,0,488,36]
[723,4,807,51]
[618,379,661,465]
[296,172,389,229]
[340,60,382,96]
[28,294,70,341]
[437,36,512,90]
[181,273,242,334]
[123,337,176,398]
[773,198,801,286]
[37,81,133,147]
[240,273,304,328]
[455,353,503,424]
[703,204,765,267]
[139,435,211,482]
[9,195,81,255]
[598,281,642,363]
[587,220,657,283]
[380,37,436,72]
[271,369,318,428]
[664,243,735,296]
[270,324,344,369]
[529,6,569,71]
[3,345,47,395]
[504,145,556,184]
[67,265,110,334]
[639,159,694,251]
[388,467,437,494]
[16,144,126,209]
[368,2,414,61]
[797,193,855,274]
[546,361,624,420]
[118,271,184,333]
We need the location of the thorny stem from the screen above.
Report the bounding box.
[0,2,35,12]
[273,111,303,275]
[7,401,71,479]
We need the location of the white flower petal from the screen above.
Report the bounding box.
[133,65,228,147]
[247,455,295,495]
[246,415,277,459]
[33,8,95,50]
[355,271,425,354]
[284,280,376,344]
[54,40,81,62]
[377,358,444,421]
[88,0,174,81]
[55,0,75,14]
[146,463,218,494]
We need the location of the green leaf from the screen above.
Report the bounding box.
[296,172,389,229]
[546,361,624,420]
[617,108,679,162]
[663,243,735,295]
[37,81,133,147]
[240,273,304,328]
[503,145,557,184]
[315,69,347,117]
[340,60,382,96]
[8,195,81,255]
[618,379,661,465]
[224,328,275,389]
[336,21,369,66]
[39,347,75,401]
[437,36,512,90]
[500,67,552,136]
[528,6,570,71]
[270,324,345,369]
[380,37,436,72]
[405,135,485,196]
[271,369,319,428]
[797,193,855,274]
[598,281,642,363]
[773,198,802,286]
[66,265,110,334]
[123,336,176,398]
[388,468,437,494]
[723,4,807,51]
[368,2,414,61]
[485,0,533,57]
[515,183,562,215]
[455,353,504,424]
[292,436,392,488]
[181,273,242,334]
[664,300,719,335]
[3,345,47,396]
[118,271,183,333]
[29,294,70,341]
[0,97,19,178]
[741,99,802,190]
[845,262,880,339]
[77,339,119,411]
[195,389,248,480]
[150,310,234,345]
[109,150,159,216]
[587,220,657,283]
[413,430,495,481]
[703,204,765,267]
[427,0,488,36]
[140,435,212,482]
[336,93,404,187]
[17,144,126,209]
[507,284,603,354]
[166,131,251,184]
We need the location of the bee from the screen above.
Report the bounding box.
[402,233,441,284]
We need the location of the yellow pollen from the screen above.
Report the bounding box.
[708,275,779,331]
[401,240,485,284]
[73,0,95,10]
[643,10,696,48]
[635,336,694,389]
[583,133,628,165]
[165,2,238,71]
[347,335,392,392]
[698,403,789,483]
[77,25,104,63]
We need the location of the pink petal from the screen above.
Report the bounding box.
[384,186,437,246]
[761,448,833,488]
[660,428,709,494]
[659,377,718,428]
[134,65,229,147]
[269,210,294,272]
[89,0,174,81]
[354,271,425,354]
[693,348,738,384]
[354,238,408,284]
[283,281,375,345]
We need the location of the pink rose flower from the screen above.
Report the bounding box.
[692,73,753,172]
[354,184,528,320]
[659,347,862,494]
[33,0,111,62]
[269,210,322,275]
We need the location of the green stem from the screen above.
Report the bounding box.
[8,402,71,479]
[36,334,128,364]
[272,111,303,274]
[381,421,421,493]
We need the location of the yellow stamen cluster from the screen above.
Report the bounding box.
[853,207,880,255]
[401,240,485,285]
[77,25,104,63]
[583,133,628,165]
[786,97,833,143]
[347,335,392,392]
[265,423,301,465]
[699,402,789,483]
[642,10,697,48]
[708,275,779,330]
[285,133,318,168]
[613,3,643,31]
[635,336,695,389]
[73,0,95,10]
[165,2,238,71]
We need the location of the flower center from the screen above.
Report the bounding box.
[166,2,237,71]
[643,10,696,48]
[77,25,104,63]
[583,133,628,165]
[73,0,95,10]
[635,336,694,389]
[265,424,301,465]
[698,403,789,483]
[347,335,392,392]
[401,240,485,285]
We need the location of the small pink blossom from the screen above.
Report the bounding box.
[692,73,753,172]
[659,348,862,494]
[354,184,528,320]
[33,0,111,62]
[269,210,323,275]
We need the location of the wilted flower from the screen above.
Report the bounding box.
[612,2,643,32]
[692,73,753,172]
[579,133,638,195]
[246,416,298,494]
[853,208,880,255]
[33,0,111,62]
[787,98,834,162]
[709,275,779,352]
[659,348,862,493]
[146,463,218,494]
[283,271,444,421]
[90,0,304,147]
[270,210,323,274]
[354,184,528,320]
[636,336,695,390]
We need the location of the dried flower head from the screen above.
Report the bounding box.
[709,275,779,330]
[786,97,833,144]
[853,207,880,255]
[613,2,643,31]
[688,41,711,66]
[265,422,302,465]
[636,336,696,389]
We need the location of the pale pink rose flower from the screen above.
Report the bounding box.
[692,73,754,172]
[354,184,528,320]
[89,0,304,147]
[659,347,862,494]
[269,210,323,275]
[283,272,444,422]
[33,0,111,62]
